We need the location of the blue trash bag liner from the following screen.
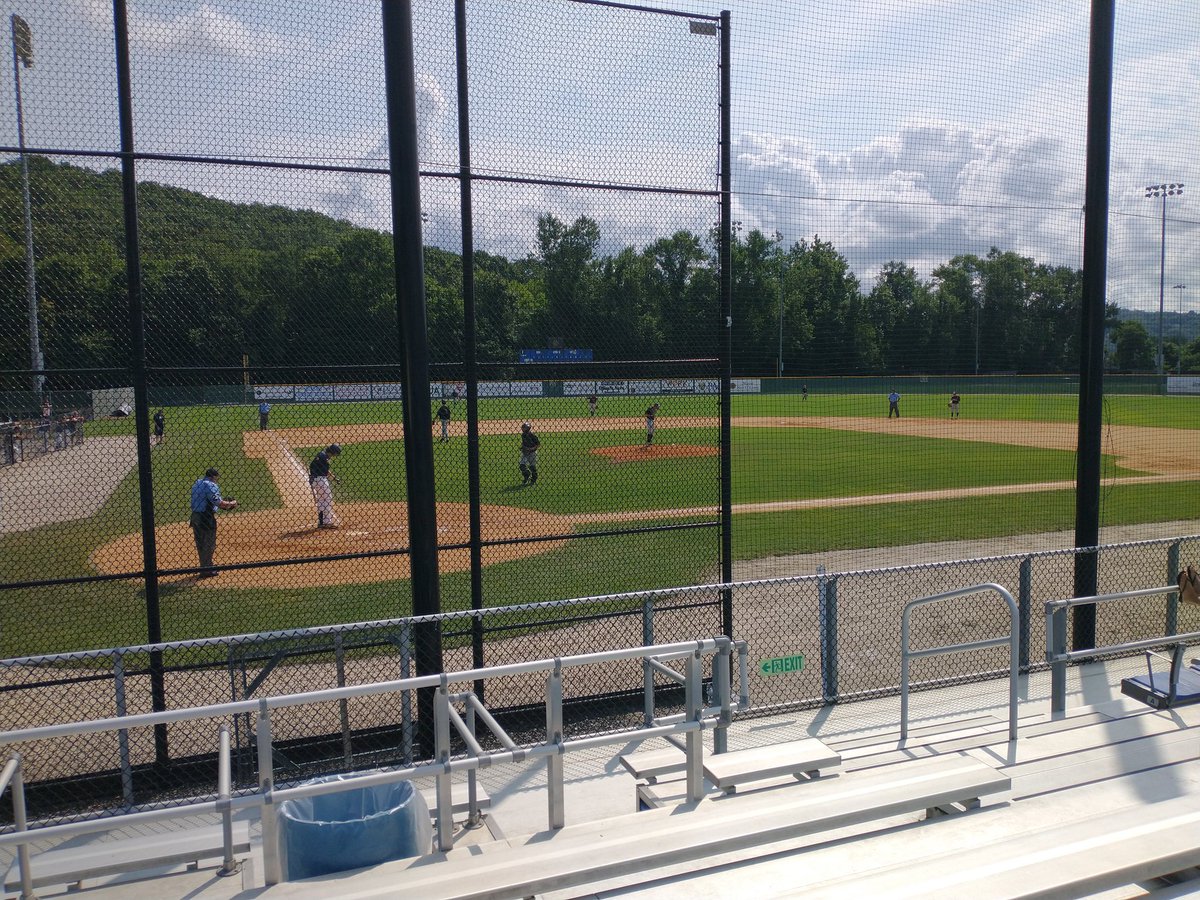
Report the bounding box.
[277,774,431,881]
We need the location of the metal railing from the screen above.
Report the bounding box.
[0,638,740,888]
[1045,585,1200,712]
[900,584,1019,741]
[0,755,34,900]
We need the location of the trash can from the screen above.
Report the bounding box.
[277,774,431,881]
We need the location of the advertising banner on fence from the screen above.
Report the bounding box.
[695,379,720,394]
[295,385,335,403]
[371,383,403,400]
[563,381,597,395]
[1167,376,1200,395]
[598,380,627,395]
[333,383,372,401]
[661,379,696,393]
[254,385,295,401]
[478,381,512,397]
[509,381,544,397]
[731,378,762,393]
[628,380,662,395]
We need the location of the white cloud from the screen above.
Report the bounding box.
[134,4,288,59]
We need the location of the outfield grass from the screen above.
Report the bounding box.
[2,392,1197,654]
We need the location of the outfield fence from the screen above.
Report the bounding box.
[1,531,1195,826]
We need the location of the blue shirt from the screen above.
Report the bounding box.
[888,392,900,403]
[259,402,271,414]
[190,477,222,514]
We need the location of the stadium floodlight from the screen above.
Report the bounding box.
[1144,183,1184,377]
[1174,284,1188,374]
[11,14,42,396]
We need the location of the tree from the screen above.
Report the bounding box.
[1107,320,1155,371]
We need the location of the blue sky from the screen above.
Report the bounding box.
[3,0,1197,313]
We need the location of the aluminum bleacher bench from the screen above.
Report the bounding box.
[798,793,1200,899]
[621,737,841,796]
[275,753,1008,900]
[2,821,251,893]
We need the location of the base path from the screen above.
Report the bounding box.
[0,436,137,534]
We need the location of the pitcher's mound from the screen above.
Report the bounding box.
[592,444,718,463]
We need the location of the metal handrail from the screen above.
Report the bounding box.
[0,754,34,899]
[0,638,734,888]
[900,584,1019,742]
[1044,584,1200,712]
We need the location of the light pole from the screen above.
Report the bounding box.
[774,230,784,378]
[11,14,41,396]
[1174,284,1187,374]
[1144,182,1184,377]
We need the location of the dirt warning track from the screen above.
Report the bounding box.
[86,415,1199,589]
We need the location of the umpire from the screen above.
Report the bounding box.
[189,468,237,578]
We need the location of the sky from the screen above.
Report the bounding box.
[3,0,1197,314]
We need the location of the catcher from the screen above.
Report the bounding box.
[309,443,342,529]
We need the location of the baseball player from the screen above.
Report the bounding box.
[189,467,237,577]
[519,422,540,485]
[258,400,271,430]
[887,391,901,418]
[309,444,342,529]
[436,401,451,442]
[152,409,165,446]
[949,391,961,419]
[587,393,598,417]
[645,403,660,445]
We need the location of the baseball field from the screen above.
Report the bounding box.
[1,390,1198,656]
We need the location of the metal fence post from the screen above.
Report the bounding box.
[434,679,453,851]
[1166,540,1181,637]
[400,621,413,766]
[713,640,731,755]
[642,596,655,726]
[113,651,134,808]
[684,649,704,802]
[1018,557,1033,673]
[1050,607,1068,714]
[818,567,839,703]
[546,662,565,830]
[10,756,34,900]
[256,701,281,885]
[334,633,352,767]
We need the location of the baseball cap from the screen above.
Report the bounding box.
[327,444,341,454]
[205,467,219,478]
[521,421,531,429]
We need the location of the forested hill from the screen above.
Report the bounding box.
[6,156,1193,378]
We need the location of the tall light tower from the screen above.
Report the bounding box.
[1174,283,1188,374]
[11,14,41,397]
[1144,182,1184,377]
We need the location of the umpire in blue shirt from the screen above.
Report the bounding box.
[190,467,238,577]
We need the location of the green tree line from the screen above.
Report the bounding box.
[3,158,1198,379]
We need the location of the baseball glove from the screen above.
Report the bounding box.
[1179,565,1200,607]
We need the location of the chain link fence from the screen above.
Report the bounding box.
[2,532,1195,825]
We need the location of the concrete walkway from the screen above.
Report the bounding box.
[0,436,137,534]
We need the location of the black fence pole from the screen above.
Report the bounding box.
[112,0,168,766]
[381,0,444,758]
[718,10,733,640]
[454,0,486,699]
[1072,0,1115,650]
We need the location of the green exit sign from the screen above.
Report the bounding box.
[759,654,804,676]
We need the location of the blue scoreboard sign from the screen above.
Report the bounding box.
[519,348,594,363]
